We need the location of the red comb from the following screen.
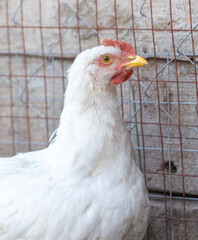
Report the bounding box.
[101,38,136,56]
[101,38,121,48]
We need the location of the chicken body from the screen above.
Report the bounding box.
[0,40,149,240]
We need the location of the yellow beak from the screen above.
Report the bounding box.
[118,55,148,70]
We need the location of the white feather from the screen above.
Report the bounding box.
[0,45,149,240]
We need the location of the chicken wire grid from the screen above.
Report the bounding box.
[0,0,198,239]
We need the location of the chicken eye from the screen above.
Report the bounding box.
[101,55,113,64]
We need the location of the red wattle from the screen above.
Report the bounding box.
[123,69,133,82]
[111,69,133,85]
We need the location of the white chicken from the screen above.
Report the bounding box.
[0,38,149,240]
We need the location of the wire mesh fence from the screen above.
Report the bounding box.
[0,0,198,239]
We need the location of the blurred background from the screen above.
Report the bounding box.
[0,0,198,239]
